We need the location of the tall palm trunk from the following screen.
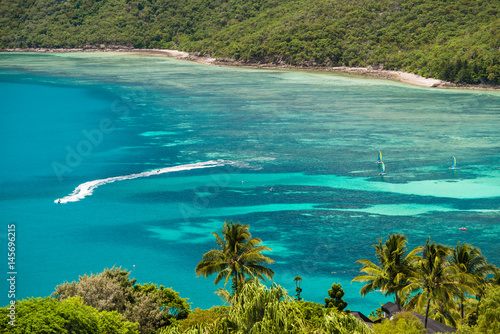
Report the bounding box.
[233,274,238,295]
[232,271,241,296]
[460,294,464,320]
[395,292,402,312]
[425,298,431,328]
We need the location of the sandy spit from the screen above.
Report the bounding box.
[1,47,498,90]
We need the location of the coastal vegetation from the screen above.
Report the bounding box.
[51,267,190,333]
[162,282,372,334]
[475,285,500,333]
[353,234,499,331]
[0,296,139,334]
[401,239,467,329]
[452,241,498,321]
[1,223,499,333]
[352,233,421,311]
[1,0,499,84]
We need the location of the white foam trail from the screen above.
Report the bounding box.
[55,160,227,204]
[55,158,275,204]
[229,157,276,170]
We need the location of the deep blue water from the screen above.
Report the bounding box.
[0,53,499,315]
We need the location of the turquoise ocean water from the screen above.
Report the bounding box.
[1,53,499,315]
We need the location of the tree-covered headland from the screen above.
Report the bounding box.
[1,0,499,84]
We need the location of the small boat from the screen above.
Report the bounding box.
[376,150,383,164]
[450,156,457,169]
[459,227,467,231]
[379,162,386,175]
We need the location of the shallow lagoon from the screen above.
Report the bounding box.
[0,53,499,314]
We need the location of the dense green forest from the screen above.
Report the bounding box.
[1,0,499,84]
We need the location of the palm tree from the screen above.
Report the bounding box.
[452,241,497,321]
[402,238,470,329]
[352,233,422,311]
[428,297,461,328]
[294,276,303,301]
[195,220,275,296]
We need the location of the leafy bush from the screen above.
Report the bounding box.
[372,312,426,334]
[173,306,228,332]
[0,296,138,334]
[52,267,190,334]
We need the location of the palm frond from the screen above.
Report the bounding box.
[196,221,275,297]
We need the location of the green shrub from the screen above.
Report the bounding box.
[372,312,425,334]
[0,296,138,334]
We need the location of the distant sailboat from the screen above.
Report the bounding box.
[450,156,457,169]
[376,150,383,163]
[379,161,386,175]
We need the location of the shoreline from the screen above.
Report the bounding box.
[1,47,498,90]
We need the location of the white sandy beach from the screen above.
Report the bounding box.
[2,47,497,89]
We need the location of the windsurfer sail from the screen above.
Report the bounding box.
[450,156,457,169]
[379,162,386,175]
[376,150,383,163]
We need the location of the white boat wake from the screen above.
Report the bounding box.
[55,158,270,204]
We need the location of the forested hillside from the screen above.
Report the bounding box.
[1,0,499,84]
